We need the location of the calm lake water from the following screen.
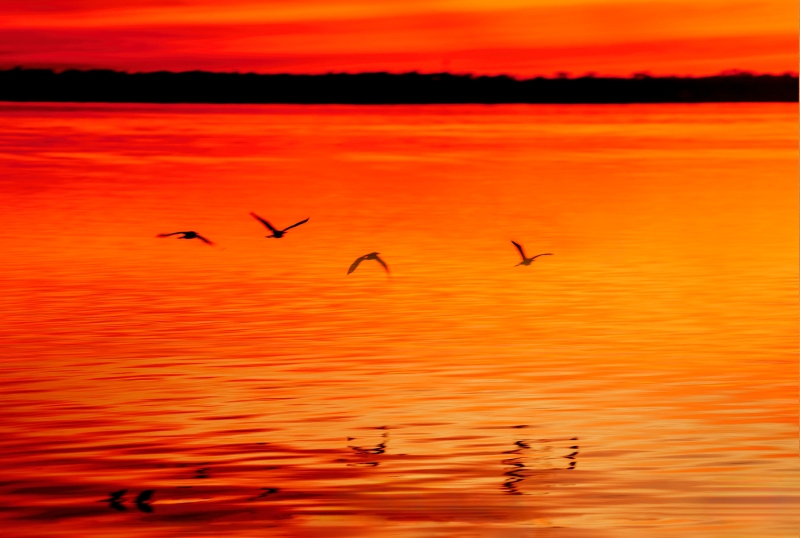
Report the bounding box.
[0,102,796,537]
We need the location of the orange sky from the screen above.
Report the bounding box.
[3,0,797,76]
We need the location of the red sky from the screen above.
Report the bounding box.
[3,0,797,76]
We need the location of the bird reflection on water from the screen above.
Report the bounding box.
[195,467,210,479]
[101,489,127,512]
[501,435,579,495]
[249,487,279,502]
[90,426,580,522]
[502,440,531,495]
[101,489,155,513]
[135,490,155,513]
[346,426,389,467]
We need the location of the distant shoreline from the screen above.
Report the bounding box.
[0,68,796,104]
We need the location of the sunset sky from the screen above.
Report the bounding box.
[3,0,797,76]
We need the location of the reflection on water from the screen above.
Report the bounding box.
[0,103,796,537]
[502,437,580,495]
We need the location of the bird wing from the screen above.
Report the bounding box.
[135,502,154,513]
[374,255,390,274]
[156,232,184,237]
[532,253,553,260]
[347,256,367,274]
[195,234,215,245]
[281,217,309,232]
[250,212,278,233]
[135,490,154,503]
[511,241,527,260]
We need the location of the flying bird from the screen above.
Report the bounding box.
[348,252,390,275]
[156,231,214,245]
[250,213,309,238]
[511,241,552,266]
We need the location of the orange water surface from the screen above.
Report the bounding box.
[0,102,796,537]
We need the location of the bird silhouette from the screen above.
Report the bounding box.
[101,489,127,511]
[511,241,552,266]
[105,489,126,502]
[347,252,390,275]
[156,231,214,245]
[250,213,309,238]
[249,487,279,501]
[135,490,154,503]
[135,490,155,513]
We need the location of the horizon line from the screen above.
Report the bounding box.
[3,66,798,80]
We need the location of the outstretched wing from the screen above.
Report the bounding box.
[282,217,309,232]
[347,256,367,275]
[195,234,215,245]
[156,232,184,238]
[374,255,390,274]
[511,241,527,260]
[135,490,154,503]
[532,253,552,260]
[108,489,127,501]
[250,212,278,233]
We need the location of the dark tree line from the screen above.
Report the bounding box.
[0,68,796,104]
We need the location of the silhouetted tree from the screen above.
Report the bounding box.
[0,68,795,104]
